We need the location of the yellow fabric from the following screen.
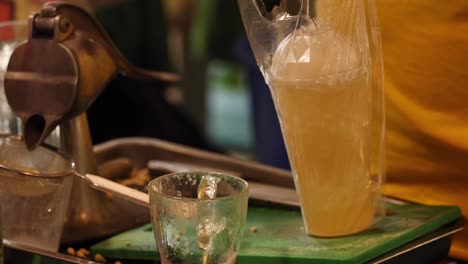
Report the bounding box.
[376,1,468,260]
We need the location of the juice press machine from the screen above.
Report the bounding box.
[3,1,179,243]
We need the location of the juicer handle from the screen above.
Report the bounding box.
[76,173,150,208]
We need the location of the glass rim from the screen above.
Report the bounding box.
[0,134,75,178]
[148,171,249,202]
[0,20,28,28]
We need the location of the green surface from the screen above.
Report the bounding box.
[91,203,461,264]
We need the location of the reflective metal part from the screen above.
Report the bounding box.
[76,172,150,209]
[369,218,465,263]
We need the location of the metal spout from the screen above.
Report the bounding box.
[23,114,50,150]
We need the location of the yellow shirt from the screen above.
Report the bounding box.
[377,1,468,260]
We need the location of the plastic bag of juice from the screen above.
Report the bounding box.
[239,0,385,237]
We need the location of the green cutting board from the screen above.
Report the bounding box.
[91,203,461,264]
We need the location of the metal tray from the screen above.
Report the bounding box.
[94,137,294,186]
[61,137,296,244]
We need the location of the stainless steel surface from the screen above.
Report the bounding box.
[61,115,98,175]
[3,239,101,264]
[95,137,295,188]
[60,113,111,244]
[82,172,295,211]
[148,160,241,177]
[97,157,133,180]
[370,218,465,263]
[77,173,150,208]
[248,182,299,206]
[147,159,299,206]
[68,137,295,242]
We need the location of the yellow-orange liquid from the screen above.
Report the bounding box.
[270,74,376,237]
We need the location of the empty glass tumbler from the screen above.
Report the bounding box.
[149,172,249,264]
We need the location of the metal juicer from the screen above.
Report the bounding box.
[3,1,178,243]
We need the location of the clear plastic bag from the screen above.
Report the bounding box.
[239,0,385,237]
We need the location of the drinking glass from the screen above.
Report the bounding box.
[0,135,74,251]
[149,172,249,264]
